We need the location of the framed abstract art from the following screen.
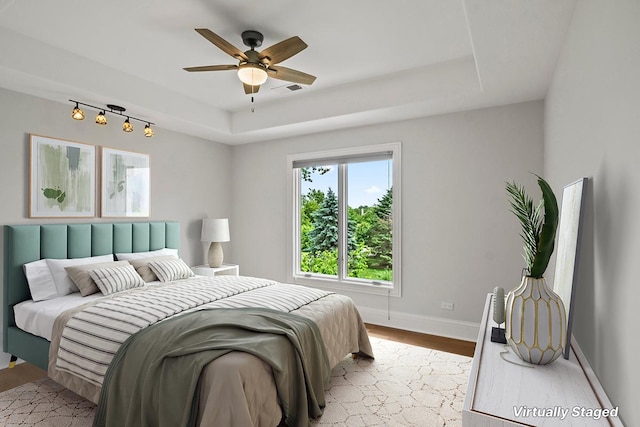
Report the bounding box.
[101,147,150,217]
[29,134,96,218]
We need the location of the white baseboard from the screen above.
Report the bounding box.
[0,331,7,369]
[358,306,480,342]
[0,332,24,370]
[0,353,11,370]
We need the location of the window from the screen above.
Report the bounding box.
[287,143,401,296]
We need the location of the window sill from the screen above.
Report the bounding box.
[292,275,400,297]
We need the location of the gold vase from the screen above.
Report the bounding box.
[505,276,567,365]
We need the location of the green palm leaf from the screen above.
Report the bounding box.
[505,176,558,278]
[529,176,558,277]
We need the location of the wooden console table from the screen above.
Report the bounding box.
[462,294,623,426]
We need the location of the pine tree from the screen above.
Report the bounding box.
[308,188,356,254]
[309,188,339,253]
[367,187,393,268]
[372,187,392,220]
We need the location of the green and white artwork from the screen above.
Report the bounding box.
[30,134,96,217]
[101,147,150,217]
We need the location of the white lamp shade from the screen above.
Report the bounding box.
[237,63,268,86]
[201,218,230,242]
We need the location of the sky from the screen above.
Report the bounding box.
[301,160,392,208]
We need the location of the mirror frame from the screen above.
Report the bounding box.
[553,177,588,359]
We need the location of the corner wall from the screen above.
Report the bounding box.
[0,87,231,368]
[230,101,544,340]
[545,1,640,425]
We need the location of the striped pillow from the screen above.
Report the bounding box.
[128,255,178,282]
[89,265,146,295]
[147,258,195,282]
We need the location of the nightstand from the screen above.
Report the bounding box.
[191,264,239,277]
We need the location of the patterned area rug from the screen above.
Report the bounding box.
[0,379,94,427]
[312,337,472,426]
[0,337,471,427]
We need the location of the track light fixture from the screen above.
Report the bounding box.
[122,118,133,132]
[72,102,85,120]
[69,100,155,137]
[95,111,107,125]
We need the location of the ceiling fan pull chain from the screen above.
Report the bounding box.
[251,95,255,113]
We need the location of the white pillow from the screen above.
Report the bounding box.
[115,248,178,261]
[46,254,114,297]
[148,258,195,282]
[89,265,146,295]
[23,259,57,302]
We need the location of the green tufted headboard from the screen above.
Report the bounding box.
[3,221,180,370]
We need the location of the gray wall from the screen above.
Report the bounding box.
[230,101,544,340]
[545,1,640,425]
[0,87,232,366]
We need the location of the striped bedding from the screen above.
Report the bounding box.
[55,275,332,386]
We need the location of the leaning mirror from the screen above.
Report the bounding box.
[553,177,588,359]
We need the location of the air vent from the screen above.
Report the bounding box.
[272,83,305,95]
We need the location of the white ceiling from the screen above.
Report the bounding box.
[0,0,575,145]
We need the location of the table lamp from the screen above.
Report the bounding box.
[201,218,230,268]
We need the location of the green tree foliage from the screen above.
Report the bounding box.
[363,188,393,269]
[308,188,357,254]
[301,167,331,182]
[348,242,370,277]
[372,187,392,220]
[300,189,325,251]
[301,249,338,275]
[364,218,392,269]
[308,187,339,253]
[299,175,393,280]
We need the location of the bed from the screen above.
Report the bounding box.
[3,222,373,426]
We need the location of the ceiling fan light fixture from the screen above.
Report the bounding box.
[72,102,85,120]
[237,63,268,86]
[184,29,314,96]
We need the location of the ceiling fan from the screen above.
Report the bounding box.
[184,29,316,94]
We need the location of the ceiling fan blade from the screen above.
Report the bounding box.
[243,83,261,94]
[183,65,238,72]
[195,29,248,61]
[267,66,316,85]
[259,36,307,66]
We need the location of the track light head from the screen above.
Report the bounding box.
[144,124,154,137]
[72,102,85,120]
[95,111,107,125]
[123,118,133,132]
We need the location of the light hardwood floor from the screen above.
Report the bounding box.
[0,324,475,393]
[365,324,475,357]
[0,361,47,393]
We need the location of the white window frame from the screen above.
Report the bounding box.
[287,142,401,297]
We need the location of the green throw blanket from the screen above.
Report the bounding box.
[93,307,331,427]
